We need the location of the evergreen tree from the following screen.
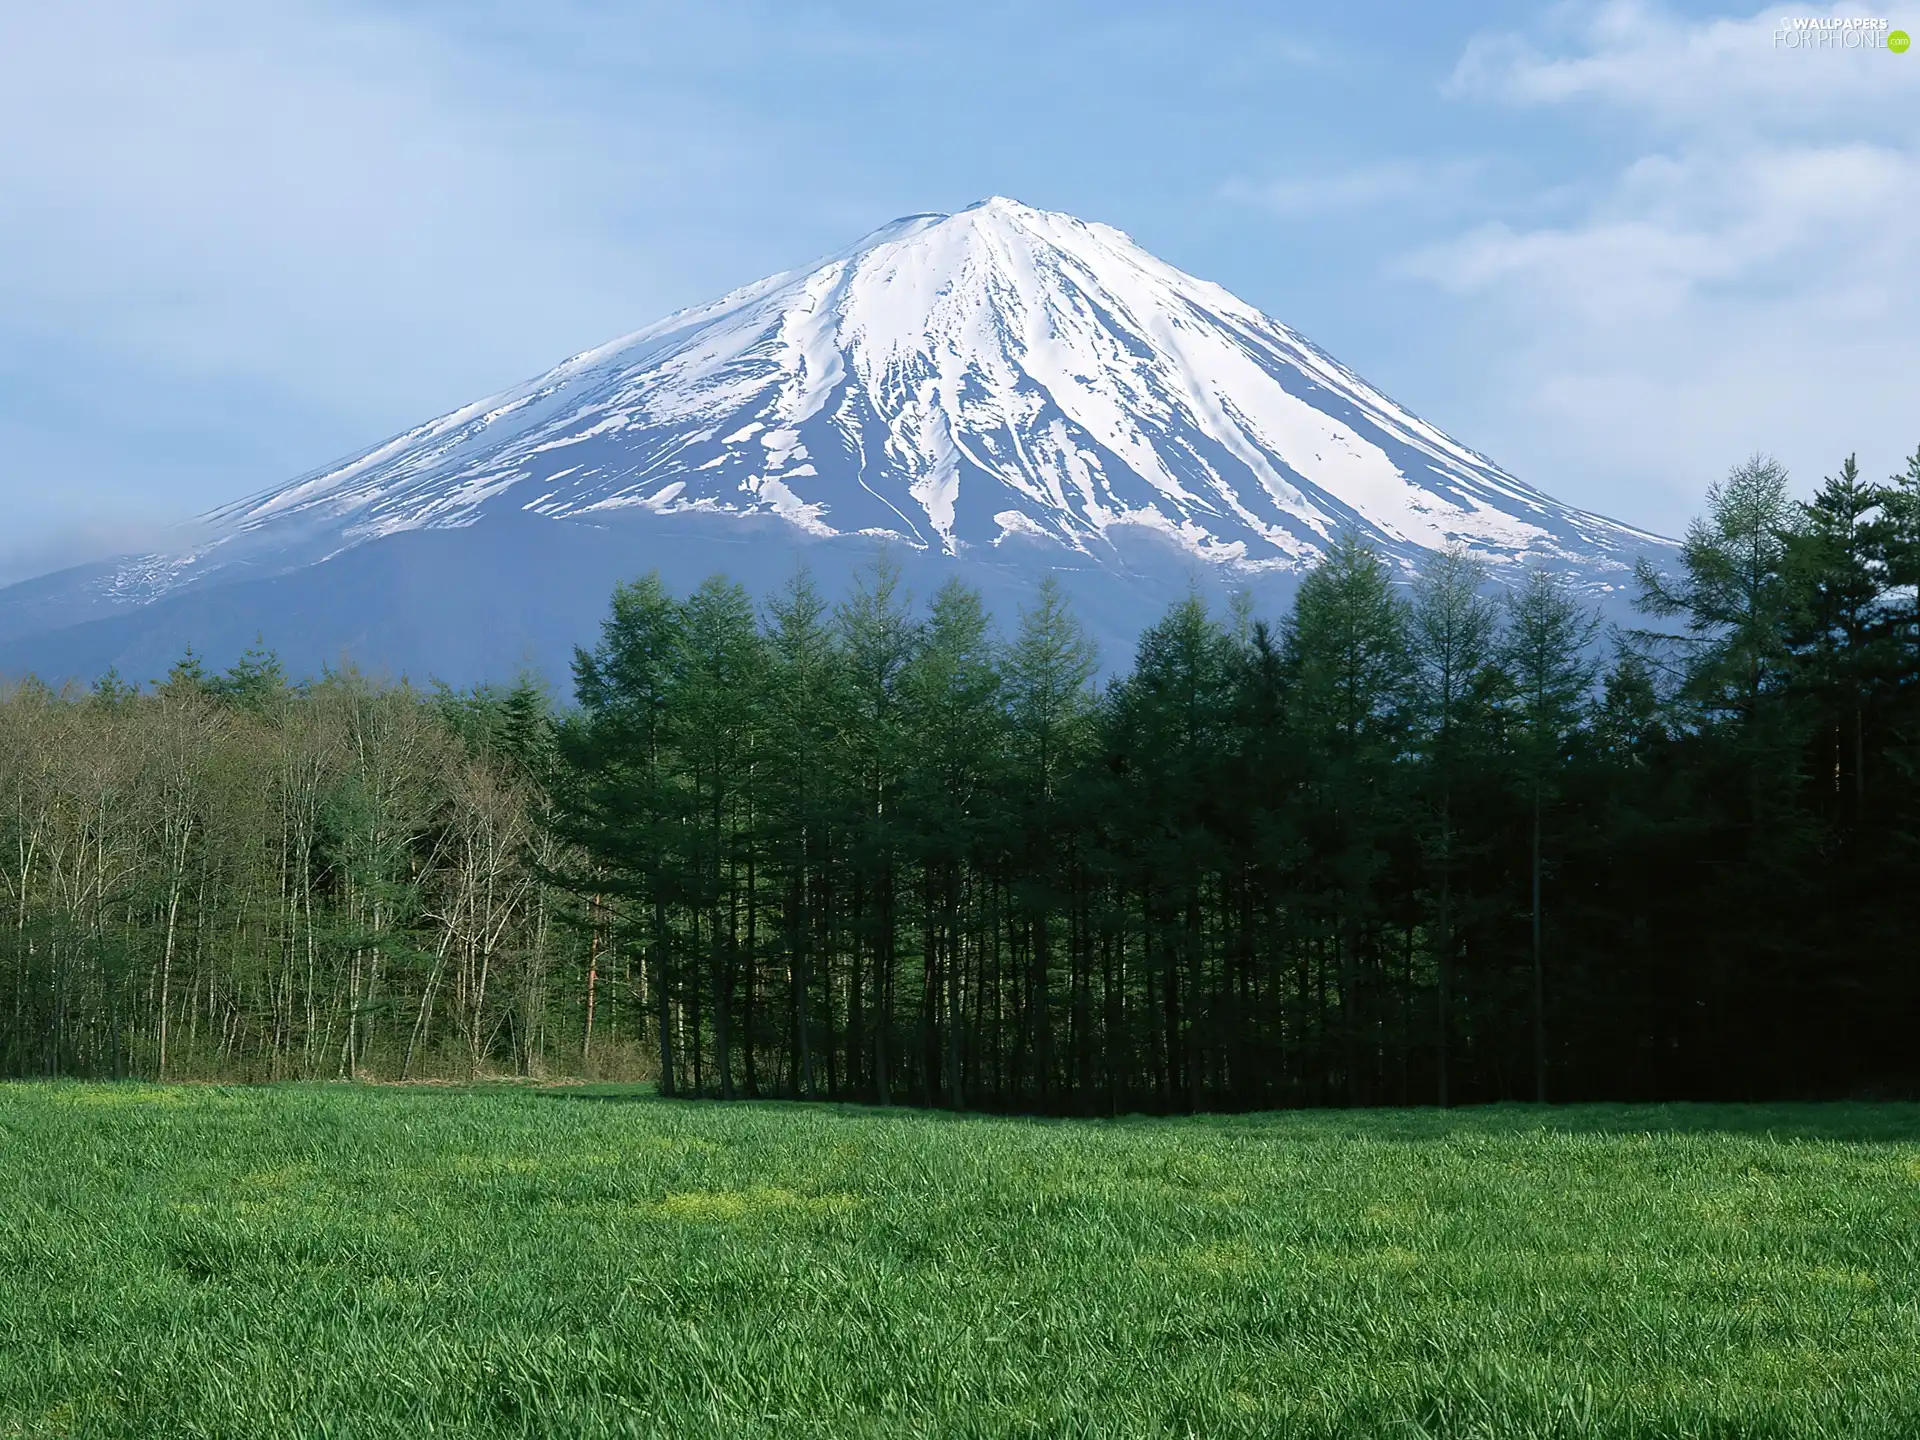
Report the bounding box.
[11,446,1920,1107]
[1634,457,1811,1088]
[835,558,919,1103]
[1637,455,1797,726]
[557,574,686,1091]
[1004,576,1097,1108]
[1500,567,1599,1102]
[1409,544,1499,1106]
[1282,536,1412,1106]
[1108,593,1237,1110]
[900,579,1003,1108]
[675,576,767,1098]
[208,637,289,714]
[1782,456,1883,824]
[761,570,844,1100]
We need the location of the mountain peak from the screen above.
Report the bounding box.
[52,200,1669,620]
[847,198,1138,272]
[955,195,1059,223]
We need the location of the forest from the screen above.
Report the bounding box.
[2,452,1915,1110]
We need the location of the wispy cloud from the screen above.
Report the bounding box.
[1406,1,1920,524]
[0,516,206,590]
[1406,143,1914,315]
[1449,0,1914,126]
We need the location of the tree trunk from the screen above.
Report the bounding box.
[1437,795,1452,1108]
[1531,786,1546,1105]
[157,835,188,1081]
[653,900,675,1096]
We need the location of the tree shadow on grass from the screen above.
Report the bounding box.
[1172,1101,1920,1145]
[529,1085,1920,1144]
[533,1086,987,1129]
[532,1082,663,1103]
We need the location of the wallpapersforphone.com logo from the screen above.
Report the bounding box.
[1773,15,1910,49]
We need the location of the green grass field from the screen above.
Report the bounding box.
[2,1086,1918,1438]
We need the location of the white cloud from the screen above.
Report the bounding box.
[1450,0,1914,125]
[1410,1,1920,530]
[1410,143,1914,317]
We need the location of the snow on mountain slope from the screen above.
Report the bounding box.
[97,197,1667,609]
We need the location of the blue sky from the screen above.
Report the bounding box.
[2,0,1915,583]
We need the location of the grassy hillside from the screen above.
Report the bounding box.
[2,1086,1917,1438]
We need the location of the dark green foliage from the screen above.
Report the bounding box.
[545,453,1920,1109]
[205,636,289,713]
[7,449,1920,1105]
[1410,545,1501,1108]
[1501,568,1600,1103]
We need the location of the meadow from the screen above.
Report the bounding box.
[2,1086,1917,1438]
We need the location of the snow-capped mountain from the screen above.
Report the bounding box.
[0,198,1671,683]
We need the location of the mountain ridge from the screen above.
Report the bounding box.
[0,197,1673,683]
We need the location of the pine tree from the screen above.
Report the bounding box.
[1282,536,1412,1106]
[1637,455,1797,727]
[1410,544,1499,1106]
[557,573,686,1091]
[1219,615,1298,1107]
[1871,447,1920,677]
[1634,457,1812,1088]
[675,576,767,1098]
[1109,592,1237,1110]
[208,637,289,714]
[14,441,1920,1104]
[762,570,844,1100]
[1501,567,1598,1103]
[1004,576,1097,1109]
[900,579,1004,1108]
[835,557,919,1103]
[1782,456,1884,825]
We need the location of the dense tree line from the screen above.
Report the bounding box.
[5,450,1917,1104]
[554,450,1920,1109]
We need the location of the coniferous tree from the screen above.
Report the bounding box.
[1782,456,1888,826]
[900,580,1002,1108]
[1636,458,1809,1087]
[1500,567,1599,1102]
[1004,576,1097,1107]
[559,574,686,1091]
[762,570,843,1099]
[1410,544,1500,1106]
[836,558,918,1103]
[675,576,766,1098]
[1107,594,1238,1109]
[1283,536,1412,1106]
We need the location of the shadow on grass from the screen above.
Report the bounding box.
[1178,1102,1920,1145]
[532,1082,663,1103]
[533,1086,986,1127]
[528,1084,1920,1144]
